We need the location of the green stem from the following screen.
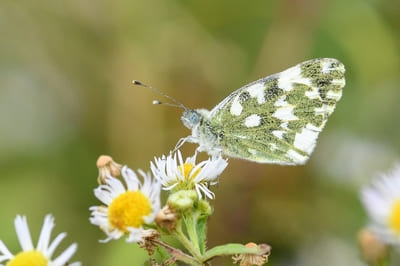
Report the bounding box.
[174,220,203,261]
[150,239,202,266]
[185,213,200,253]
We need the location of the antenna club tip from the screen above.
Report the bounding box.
[152,100,161,105]
[132,80,143,85]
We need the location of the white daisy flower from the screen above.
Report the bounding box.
[151,150,228,199]
[90,166,161,243]
[0,214,80,266]
[361,164,400,246]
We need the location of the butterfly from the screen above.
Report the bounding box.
[135,58,345,165]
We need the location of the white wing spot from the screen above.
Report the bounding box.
[305,87,320,99]
[270,143,277,151]
[306,123,322,131]
[278,65,311,91]
[293,125,320,154]
[278,66,301,91]
[280,122,289,130]
[315,104,335,115]
[286,149,308,164]
[247,83,266,104]
[272,130,285,139]
[248,148,257,155]
[274,95,288,107]
[273,106,298,121]
[230,95,243,116]
[244,114,261,128]
[326,90,342,100]
[332,79,345,86]
[321,60,333,73]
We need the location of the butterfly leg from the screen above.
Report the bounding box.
[210,148,223,160]
[173,136,198,153]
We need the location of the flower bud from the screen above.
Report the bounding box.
[96,155,122,184]
[168,190,197,212]
[358,228,388,264]
[155,206,177,231]
[232,242,271,265]
[198,199,212,216]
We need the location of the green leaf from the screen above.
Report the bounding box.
[202,243,270,262]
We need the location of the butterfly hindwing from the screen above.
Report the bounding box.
[207,58,345,164]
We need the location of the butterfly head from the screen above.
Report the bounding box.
[181,110,201,129]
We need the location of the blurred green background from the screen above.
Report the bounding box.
[1,0,399,265]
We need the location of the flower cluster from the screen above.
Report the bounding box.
[89,150,270,265]
[90,152,227,243]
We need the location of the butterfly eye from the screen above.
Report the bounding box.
[189,111,199,124]
[181,110,200,129]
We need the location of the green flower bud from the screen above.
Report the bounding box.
[198,199,212,216]
[168,190,198,212]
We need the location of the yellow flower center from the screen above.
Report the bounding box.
[108,191,152,232]
[389,199,400,234]
[179,163,201,182]
[6,250,47,266]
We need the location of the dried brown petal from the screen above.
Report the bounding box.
[232,242,271,266]
[96,155,122,184]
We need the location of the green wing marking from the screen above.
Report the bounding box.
[208,58,345,164]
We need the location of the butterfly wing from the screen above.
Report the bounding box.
[208,58,345,165]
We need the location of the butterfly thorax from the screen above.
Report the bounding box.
[181,109,222,156]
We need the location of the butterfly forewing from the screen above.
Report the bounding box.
[208,58,345,164]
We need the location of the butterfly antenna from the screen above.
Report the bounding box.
[152,100,184,109]
[132,80,188,110]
